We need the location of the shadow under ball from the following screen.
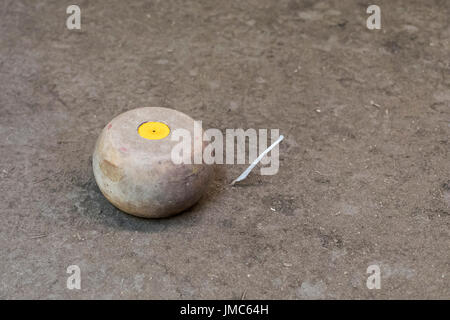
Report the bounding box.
[92,107,213,218]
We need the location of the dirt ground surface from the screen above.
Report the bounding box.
[1,0,449,299]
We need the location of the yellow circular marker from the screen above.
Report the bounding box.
[138,121,170,140]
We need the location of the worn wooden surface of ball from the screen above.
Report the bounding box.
[93,107,213,218]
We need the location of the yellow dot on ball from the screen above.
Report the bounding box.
[138,122,170,140]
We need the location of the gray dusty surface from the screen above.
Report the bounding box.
[0,0,449,299]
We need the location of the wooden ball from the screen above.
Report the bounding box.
[92,107,213,218]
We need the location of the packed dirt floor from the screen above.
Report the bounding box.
[0,0,449,299]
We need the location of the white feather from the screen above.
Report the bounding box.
[231,135,284,185]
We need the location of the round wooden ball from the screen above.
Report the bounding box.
[92,107,213,218]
